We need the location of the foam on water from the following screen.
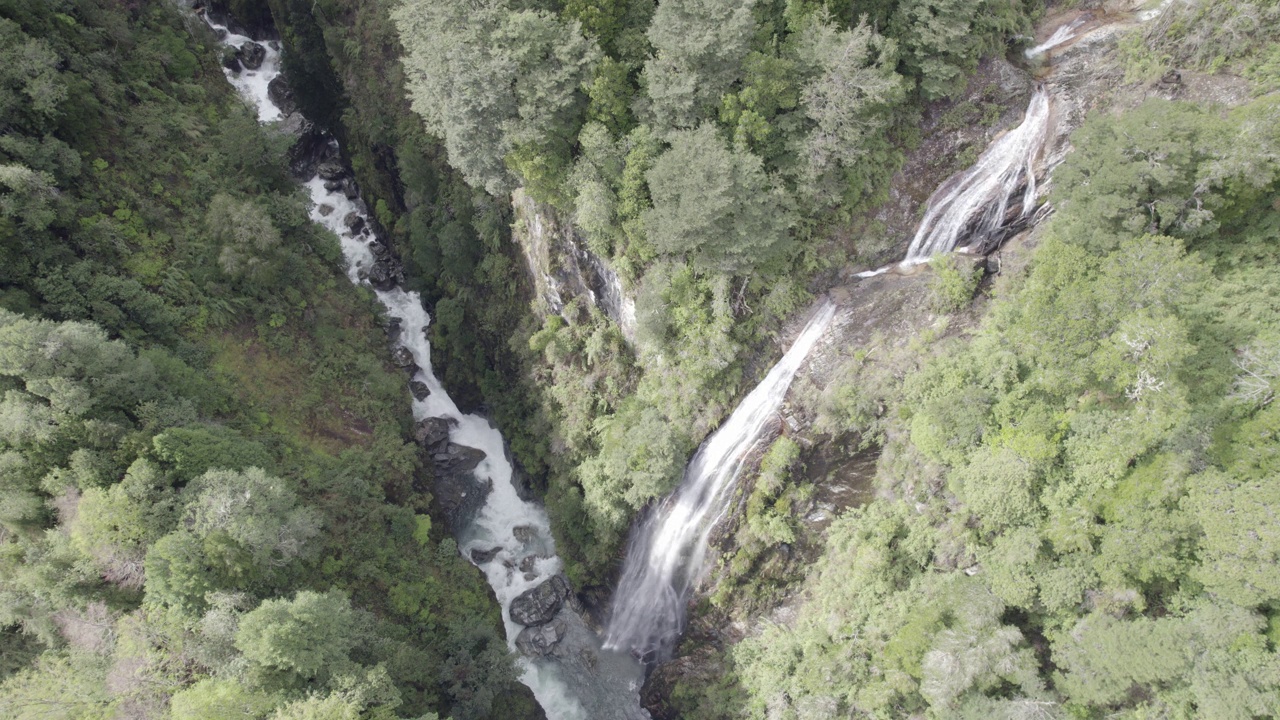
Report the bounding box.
[1025,17,1086,58]
[202,12,646,718]
[206,20,282,122]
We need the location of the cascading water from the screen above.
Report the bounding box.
[604,302,837,662]
[201,13,647,719]
[903,86,1051,262]
[854,86,1052,278]
[1024,17,1086,58]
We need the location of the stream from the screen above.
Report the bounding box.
[200,0,1175,711]
[199,12,648,720]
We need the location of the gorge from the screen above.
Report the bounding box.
[2,0,1279,718]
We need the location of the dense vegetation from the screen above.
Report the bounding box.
[9,0,1278,716]
[0,2,535,718]
[385,0,1042,585]
[663,9,1280,715]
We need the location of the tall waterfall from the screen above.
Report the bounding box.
[604,301,837,662]
[903,86,1051,263]
[202,14,647,720]
[853,86,1052,279]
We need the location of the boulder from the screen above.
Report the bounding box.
[386,318,402,343]
[220,47,241,73]
[316,161,346,181]
[341,178,360,200]
[236,41,267,71]
[409,381,431,401]
[317,204,334,217]
[470,546,502,564]
[433,443,485,475]
[431,469,491,533]
[267,75,296,115]
[369,241,389,258]
[369,261,398,291]
[413,417,452,451]
[513,525,538,544]
[515,617,568,656]
[429,439,491,532]
[343,212,365,235]
[390,346,415,368]
[519,555,539,574]
[323,179,343,192]
[288,123,332,179]
[509,576,569,627]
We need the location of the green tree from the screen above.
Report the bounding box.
[644,124,795,272]
[1188,406,1280,607]
[235,590,361,680]
[270,694,361,720]
[169,678,278,720]
[642,0,757,130]
[207,193,284,287]
[579,399,686,530]
[394,0,600,195]
[1049,101,1221,252]
[0,19,67,128]
[890,0,1030,100]
[0,651,111,720]
[183,468,322,571]
[794,16,903,199]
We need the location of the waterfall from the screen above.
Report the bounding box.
[1024,17,1086,58]
[903,86,1051,263]
[604,301,837,662]
[854,86,1052,279]
[202,14,647,720]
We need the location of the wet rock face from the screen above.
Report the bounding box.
[433,443,486,475]
[390,346,415,368]
[267,75,296,115]
[413,417,452,452]
[343,212,365,234]
[287,123,333,179]
[368,261,400,291]
[470,546,502,564]
[515,616,568,655]
[220,46,241,72]
[510,575,570,626]
[411,416,489,531]
[316,161,346,181]
[237,41,266,70]
[428,445,491,532]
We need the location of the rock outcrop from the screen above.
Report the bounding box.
[510,576,570,627]
[237,40,266,70]
[511,189,637,343]
[267,75,296,115]
[515,616,569,655]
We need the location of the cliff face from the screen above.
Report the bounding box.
[512,189,638,343]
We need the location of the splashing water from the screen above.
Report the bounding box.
[205,20,282,122]
[1025,17,1086,58]
[853,87,1052,279]
[903,86,1051,263]
[202,14,647,719]
[604,302,837,662]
